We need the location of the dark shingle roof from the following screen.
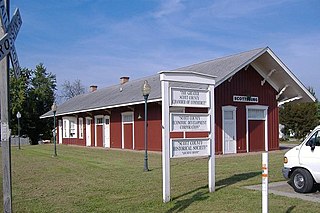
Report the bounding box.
[42,46,314,118]
[41,74,161,118]
[41,47,267,118]
[174,47,266,85]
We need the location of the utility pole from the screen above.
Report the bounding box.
[0,0,12,212]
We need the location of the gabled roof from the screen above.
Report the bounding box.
[174,47,267,86]
[41,74,161,118]
[41,47,315,118]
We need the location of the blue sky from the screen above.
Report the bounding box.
[12,0,320,99]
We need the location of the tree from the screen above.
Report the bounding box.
[61,79,85,101]
[9,68,31,136]
[9,63,57,144]
[280,87,319,139]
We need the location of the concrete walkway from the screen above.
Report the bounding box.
[244,181,320,203]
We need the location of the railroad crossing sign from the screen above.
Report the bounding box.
[0,0,22,77]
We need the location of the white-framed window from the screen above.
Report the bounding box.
[79,118,84,139]
[122,112,134,123]
[248,109,265,120]
[96,117,104,125]
[62,116,78,138]
[224,110,234,120]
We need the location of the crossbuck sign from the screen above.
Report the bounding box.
[0,0,22,77]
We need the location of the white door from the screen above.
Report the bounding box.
[86,118,92,146]
[104,116,110,148]
[58,120,63,144]
[299,130,320,178]
[223,107,237,154]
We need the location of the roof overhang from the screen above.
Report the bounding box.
[250,48,315,105]
[40,98,162,119]
[218,47,315,106]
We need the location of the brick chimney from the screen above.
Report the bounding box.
[89,85,97,92]
[120,76,129,85]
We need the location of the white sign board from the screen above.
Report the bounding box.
[171,87,209,107]
[171,113,210,132]
[233,95,258,103]
[170,138,210,158]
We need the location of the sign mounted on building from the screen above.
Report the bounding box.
[233,95,258,103]
[171,87,209,107]
[171,138,211,158]
[171,113,210,132]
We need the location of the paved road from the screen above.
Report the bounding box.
[245,181,320,203]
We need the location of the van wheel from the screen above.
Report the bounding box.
[291,168,314,193]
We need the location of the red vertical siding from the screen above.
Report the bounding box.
[96,125,103,147]
[57,65,279,154]
[110,110,122,148]
[123,123,133,149]
[249,120,265,151]
[215,66,279,154]
[134,103,162,151]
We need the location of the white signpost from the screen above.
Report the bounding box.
[160,71,216,203]
[0,1,22,212]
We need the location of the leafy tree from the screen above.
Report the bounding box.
[9,68,31,136]
[280,87,319,139]
[60,79,85,101]
[9,63,56,144]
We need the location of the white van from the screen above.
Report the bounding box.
[282,125,320,193]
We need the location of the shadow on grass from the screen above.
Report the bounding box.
[166,185,209,213]
[167,171,261,213]
[216,171,261,191]
[166,171,260,212]
[286,205,296,213]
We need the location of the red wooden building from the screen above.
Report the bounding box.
[41,47,315,154]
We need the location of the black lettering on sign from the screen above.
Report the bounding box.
[0,5,9,28]
[0,43,4,55]
[4,37,10,50]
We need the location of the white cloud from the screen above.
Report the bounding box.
[201,0,291,19]
[153,0,185,18]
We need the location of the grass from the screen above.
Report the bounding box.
[0,144,319,212]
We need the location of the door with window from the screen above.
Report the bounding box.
[95,116,104,147]
[86,118,92,146]
[104,116,110,148]
[247,106,268,152]
[122,112,134,149]
[223,106,237,154]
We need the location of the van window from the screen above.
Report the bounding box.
[306,131,320,146]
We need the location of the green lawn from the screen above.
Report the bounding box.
[0,145,319,212]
